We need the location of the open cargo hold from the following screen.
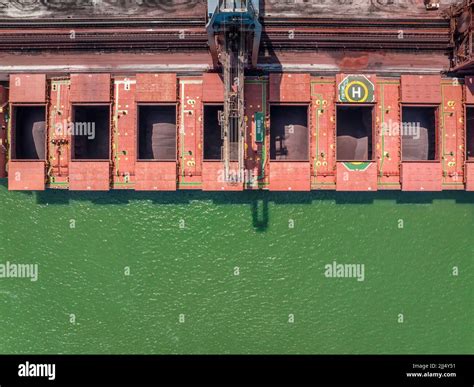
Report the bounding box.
[11,106,46,160]
[269,105,310,191]
[466,107,474,161]
[466,107,474,191]
[270,105,308,161]
[336,106,373,161]
[72,105,110,160]
[135,104,177,191]
[138,105,176,161]
[401,107,437,161]
[203,105,224,160]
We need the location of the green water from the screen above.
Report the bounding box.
[0,180,472,354]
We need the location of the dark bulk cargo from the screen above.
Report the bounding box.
[270,106,309,161]
[72,105,110,160]
[138,105,176,160]
[12,106,46,160]
[336,106,373,161]
[402,107,437,161]
[203,105,224,160]
[466,107,474,160]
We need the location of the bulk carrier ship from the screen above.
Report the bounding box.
[1,0,474,192]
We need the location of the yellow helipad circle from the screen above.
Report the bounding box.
[345,81,369,103]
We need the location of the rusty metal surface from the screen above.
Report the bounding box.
[113,77,137,190]
[260,51,451,75]
[269,162,311,191]
[465,162,474,190]
[269,73,310,103]
[441,80,465,189]
[202,161,243,191]
[376,79,401,190]
[135,161,177,191]
[336,162,378,191]
[8,161,45,191]
[136,74,177,102]
[178,78,203,189]
[262,0,458,18]
[202,73,224,102]
[311,77,336,190]
[465,76,474,103]
[401,75,442,103]
[0,0,205,20]
[69,161,110,191]
[401,162,442,191]
[9,74,46,103]
[70,74,111,103]
[447,0,473,71]
[48,79,71,188]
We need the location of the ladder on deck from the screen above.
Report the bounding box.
[220,36,245,182]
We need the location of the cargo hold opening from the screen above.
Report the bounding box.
[138,105,176,160]
[72,105,110,160]
[270,105,309,161]
[336,106,373,161]
[204,105,224,161]
[12,106,46,160]
[401,106,437,161]
[466,107,474,161]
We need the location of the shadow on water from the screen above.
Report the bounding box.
[251,195,269,232]
[7,187,474,233]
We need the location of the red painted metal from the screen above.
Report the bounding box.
[311,77,336,190]
[441,80,464,189]
[48,79,71,188]
[401,162,442,191]
[202,162,243,191]
[9,74,46,103]
[376,79,401,190]
[112,77,137,190]
[269,162,311,191]
[465,163,474,191]
[178,78,203,190]
[336,162,378,191]
[401,75,442,104]
[69,161,110,191]
[8,161,45,191]
[0,85,7,178]
[269,74,311,103]
[136,73,177,102]
[70,74,111,103]
[202,73,224,102]
[135,161,176,191]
